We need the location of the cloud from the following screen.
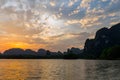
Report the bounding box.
[0,0,120,52]
[80,0,92,8]
[49,0,56,7]
[65,16,100,28]
[68,0,78,7]
[45,32,92,51]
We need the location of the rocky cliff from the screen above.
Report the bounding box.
[84,23,120,58]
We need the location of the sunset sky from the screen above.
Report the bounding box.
[0,0,120,52]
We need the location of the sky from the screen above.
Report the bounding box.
[0,0,120,52]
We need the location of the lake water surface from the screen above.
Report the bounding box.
[0,59,120,80]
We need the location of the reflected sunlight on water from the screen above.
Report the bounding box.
[0,59,120,80]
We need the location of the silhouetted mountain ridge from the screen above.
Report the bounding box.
[0,23,120,59]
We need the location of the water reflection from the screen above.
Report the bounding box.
[0,60,28,80]
[0,59,120,80]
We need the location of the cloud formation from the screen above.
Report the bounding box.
[0,0,120,52]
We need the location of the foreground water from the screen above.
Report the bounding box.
[0,59,120,80]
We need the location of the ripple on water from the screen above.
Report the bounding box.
[0,59,120,80]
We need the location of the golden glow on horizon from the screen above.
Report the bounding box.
[0,42,28,52]
[9,42,28,49]
[0,41,47,52]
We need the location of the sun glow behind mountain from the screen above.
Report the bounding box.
[0,0,120,52]
[9,42,28,48]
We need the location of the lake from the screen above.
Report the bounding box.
[0,59,120,80]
